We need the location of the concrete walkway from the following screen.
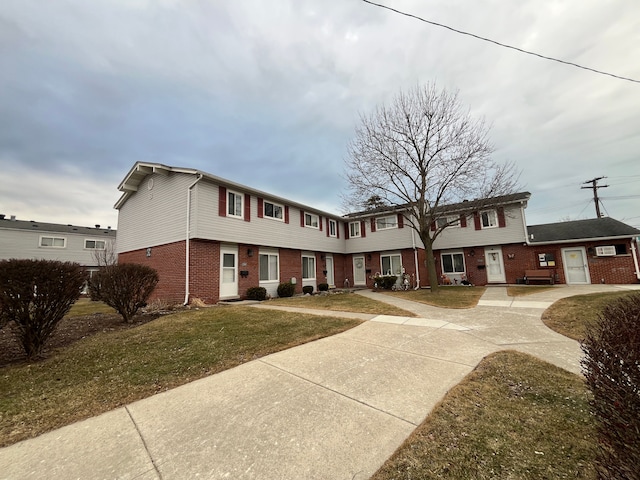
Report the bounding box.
[2,285,639,479]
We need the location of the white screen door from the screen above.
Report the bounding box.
[353,256,366,285]
[325,256,335,288]
[485,247,506,283]
[220,245,238,298]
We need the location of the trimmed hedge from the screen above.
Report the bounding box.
[277,282,295,298]
[373,275,398,290]
[246,287,267,301]
[318,283,329,292]
[302,285,314,295]
[581,293,640,479]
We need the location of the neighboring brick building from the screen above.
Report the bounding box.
[114,162,640,304]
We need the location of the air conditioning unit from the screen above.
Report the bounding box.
[595,246,616,256]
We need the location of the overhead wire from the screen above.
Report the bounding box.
[362,0,640,84]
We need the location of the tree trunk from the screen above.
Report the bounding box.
[421,234,439,291]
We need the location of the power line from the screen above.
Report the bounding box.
[362,0,640,84]
[581,176,608,218]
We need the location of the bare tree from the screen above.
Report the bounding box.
[91,239,117,267]
[344,83,520,290]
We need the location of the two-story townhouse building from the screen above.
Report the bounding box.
[0,215,117,290]
[114,162,640,305]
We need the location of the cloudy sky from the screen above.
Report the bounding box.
[1,0,639,231]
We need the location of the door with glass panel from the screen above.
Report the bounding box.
[220,245,238,298]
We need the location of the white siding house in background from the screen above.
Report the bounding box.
[0,215,117,289]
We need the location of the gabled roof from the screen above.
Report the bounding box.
[345,191,531,219]
[0,218,116,236]
[527,217,640,244]
[115,162,345,219]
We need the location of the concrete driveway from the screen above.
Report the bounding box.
[1,284,638,479]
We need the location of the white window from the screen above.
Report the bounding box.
[328,219,337,237]
[349,221,361,238]
[228,191,243,218]
[85,239,106,250]
[481,210,498,229]
[381,254,402,276]
[259,253,279,281]
[264,201,284,221]
[40,236,66,248]
[376,215,397,230]
[441,252,465,273]
[302,255,315,279]
[437,216,460,229]
[304,213,319,229]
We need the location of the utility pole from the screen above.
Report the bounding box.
[581,176,608,218]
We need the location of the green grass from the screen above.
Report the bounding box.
[265,292,416,316]
[0,306,361,447]
[372,351,597,480]
[506,285,556,297]
[380,286,486,308]
[67,298,116,316]
[542,291,639,341]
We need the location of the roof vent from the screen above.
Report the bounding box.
[529,233,535,240]
[95,224,100,229]
[0,214,4,220]
[10,215,16,221]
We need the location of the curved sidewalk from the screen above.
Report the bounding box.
[1,285,638,479]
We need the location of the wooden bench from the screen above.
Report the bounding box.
[524,269,554,285]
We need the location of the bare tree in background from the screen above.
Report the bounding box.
[344,83,520,291]
[91,239,117,267]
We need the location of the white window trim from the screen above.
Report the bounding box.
[259,251,280,282]
[328,219,337,238]
[349,221,361,238]
[481,210,498,229]
[40,235,66,248]
[263,201,284,222]
[441,251,466,274]
[304,212,319,229]
[227,190,244,219]
[380,253,402,276]
[302,254,316,280]
[437,216,460,229]
[376,215,398,230]
[84,239,106,250]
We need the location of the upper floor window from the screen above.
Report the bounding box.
[228,191,243,218]
[302,255,316,279]
[376,215,397,230]
[328,219,337,237]
[436,216,460,229]
[264,201,284,221]
[304,213,319,229]
[349,221,361,238]
[40,236,66,248]
[481,210,498,229]
[85,239,106,250]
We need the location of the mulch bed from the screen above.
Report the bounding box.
[0,313,160,368]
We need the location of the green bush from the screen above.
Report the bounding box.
[373,275,398,290]
[318,283,329,292]
[302,285,314,295]
[277,282,295,298]
[582,293,640,479]
[246,286,267,301]
[0,259,87,358]
[89,263,159,323]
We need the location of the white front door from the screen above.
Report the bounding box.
[220,245,239,298]
[484,246,506,283]
[325,256,335,288]
[562,247,590,284]
[353,256,366,286]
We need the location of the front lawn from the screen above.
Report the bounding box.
[372,351,596,479]
[0,306,360,447]
[380,286,486,308]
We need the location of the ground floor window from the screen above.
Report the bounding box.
[381,253,402,276]
[302,255,315,279]
[441,252,465,273]
[259,253,279,281]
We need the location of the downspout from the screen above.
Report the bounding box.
[184,174,203,305]
[411,228,421,289]
[631,238,640,281]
